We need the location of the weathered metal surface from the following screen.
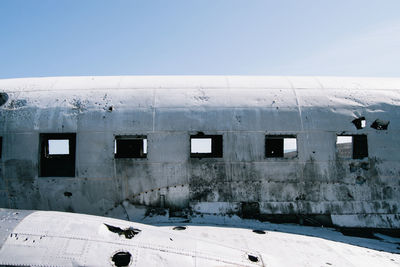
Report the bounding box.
[0,76,399,228]
[0,209,263,266]
[0,209,399,266]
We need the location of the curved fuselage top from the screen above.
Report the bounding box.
[1,75,400,133]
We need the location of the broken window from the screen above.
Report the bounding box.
[337,135,368,159]
[115,136,147,158]
[190,134,223,158]
[352,117,366,129]
[265,135,297,158]
[40,133,76,177]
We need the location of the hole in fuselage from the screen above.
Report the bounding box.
[371,119,389,130]
[248,254,259,262]
[104,224,141,239]
[173,226,186,231]
[352,117,366,129]
[252,229,266,234]
[111,251,131,267]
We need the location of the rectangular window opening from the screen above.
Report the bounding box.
[190,135,222,158]
[0,136,2,159]
[115,136,147,158]
[40,133,76,177]
[337,135,368,159]
[265,135,297,158]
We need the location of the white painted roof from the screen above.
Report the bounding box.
[1,76,400,91]
[1,76,400,111]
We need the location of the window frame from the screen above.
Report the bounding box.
[39,133,76,177]
[114,135,147,159]
[265,135,298,159]
[336,134,368,159]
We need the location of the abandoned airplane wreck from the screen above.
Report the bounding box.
[0,76,399,229]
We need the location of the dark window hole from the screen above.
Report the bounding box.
[0,92,8,106]
[111,251,131,267]
[104,223,141,239]
[40,133,76,177]
[248,254,259,262]
[173,226,186,231]
[252,229,266,234]
[64,192,72,197]
[115,136,147,158]
[265,135,297,158]
[337,135,368,159]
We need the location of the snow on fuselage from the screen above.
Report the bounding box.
[0,209,399,267]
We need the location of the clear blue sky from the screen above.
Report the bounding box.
[1,0,400,78]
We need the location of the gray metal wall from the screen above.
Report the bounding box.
[1,76,399,228]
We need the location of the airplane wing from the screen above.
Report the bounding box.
[0,209,263,267]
